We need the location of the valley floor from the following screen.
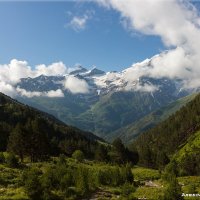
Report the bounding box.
[0,157,199,200]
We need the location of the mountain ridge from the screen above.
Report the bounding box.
[106,93,198,143]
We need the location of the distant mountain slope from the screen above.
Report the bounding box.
[73,88,184,138]
[107,93,197,143]
[14,57,195,141]
[0,92,102,154]
[132,92,200,174]
[17,75,188,140]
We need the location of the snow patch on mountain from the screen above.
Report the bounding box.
[91,58,160,93]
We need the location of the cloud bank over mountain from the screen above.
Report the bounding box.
[0,59,68,84]
[97,0,200,88]
[0,60,68,97]
[0,59,90,97]
[16,88,64,98]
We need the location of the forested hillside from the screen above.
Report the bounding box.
[0,92,103,161]
[132,92,200,175]
[0,92,138,164]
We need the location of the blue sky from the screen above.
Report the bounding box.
[0,1,165,71]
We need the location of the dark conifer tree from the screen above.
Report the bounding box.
[95,144,108,162]
[7,124,27,162]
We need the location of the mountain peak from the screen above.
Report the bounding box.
[69,65,88,75]
[86,67,105,77]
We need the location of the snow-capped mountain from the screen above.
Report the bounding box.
[15,58,193,140]
[18,75,64,92]
[17,59,187,98]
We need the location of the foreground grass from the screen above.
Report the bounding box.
[0,187,28,200]
[178,176,200,191]
[0,164,28,200]
[132,166,160,181]
[133,186,165,200]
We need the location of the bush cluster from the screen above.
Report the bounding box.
[22,157,134,200]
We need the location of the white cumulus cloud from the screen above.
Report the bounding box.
[45,89,64,97]
[97,0,200,89]
[66,10,94,32]
[134,83,158,93]
[35,62,67,76]
[0,60,68,85]
[0,58,90,97]
[0,59,33,85]
[69,16,88,31]
[0,81,17,97]
[64,75,89,94]
[16,88,42,98]
[16,88,64,98]
[0,60,68,97]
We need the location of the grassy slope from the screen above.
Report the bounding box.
[174,130,200,162]
[178,176,200,198]
[0,164,28,200]
[106,93,197,144]
[132,166,160,181]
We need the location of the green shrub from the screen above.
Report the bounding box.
[75,166,89,196]
[23,168,43,200]
[60,171,73,191]
[58,154,66,165]
[163,178,183,200]
[5,153,19,168]
[186,183,197,194]
[72,150,84,162]
[120,164,134,183]
[0,152,5,163]
[96,165,133,187]
[121,182,136,197]
[64,187,77,198]
[97,168,113,185]
[41,168,57,190]
[132,166,160,181]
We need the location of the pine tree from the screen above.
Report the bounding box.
[95,144,108,162]
[25,119,50,162]
[156,151,170,170]
[7,124,27,162]
[111,138,127,164]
